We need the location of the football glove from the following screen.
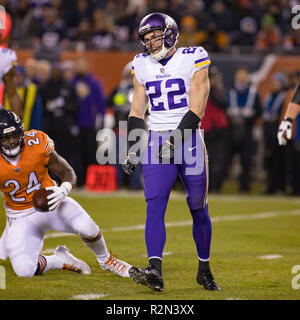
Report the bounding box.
[157,139,175,163]
[122,152,138,176]
[277,117,293,146]
[46,182,72,211]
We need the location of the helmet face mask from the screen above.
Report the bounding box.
[138,12,179,60]
[0,109,24,158]
[0,131,23,158]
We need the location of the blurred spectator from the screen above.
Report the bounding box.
[91,8,116,50]
[71,57,107,187]
[255,13,281,51]
[35,59,51,85]
[60,60,75,83]
[11,0,39,44]
[38,63,80,165]
[201,66,230,193]
[34,6,67,61]
[178,15,205,47]
[262,72,287,194]
[232,16,258,46]
[72,18,93,44]
[201,22,230,52]
[114,4,137,44]
[24,58,39,84]
[227,66,262,192]
[206,0,234,32]
[3,64,43,130]
[106,61,143,190]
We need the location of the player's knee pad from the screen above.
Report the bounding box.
[187,196,203,212]
[11,255,36,277]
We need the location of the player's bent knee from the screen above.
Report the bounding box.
[76,217,100,239]
[12,257,36,277]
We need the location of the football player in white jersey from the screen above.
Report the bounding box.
[122,12,220,291]
[0,46,23,116]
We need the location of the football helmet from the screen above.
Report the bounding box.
[0,109,24,158]
[138,12,179,60]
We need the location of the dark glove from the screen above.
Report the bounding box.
[122,152,138,176]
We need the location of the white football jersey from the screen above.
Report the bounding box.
[0,47,17,80]
[131,46,211,131]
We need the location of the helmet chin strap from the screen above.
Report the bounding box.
[150,42,171,61]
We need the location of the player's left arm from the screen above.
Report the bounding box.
[2,66,23,118]
[189,67,210,119]
[46,150,77,210]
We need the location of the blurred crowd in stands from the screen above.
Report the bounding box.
[1,0,300,53]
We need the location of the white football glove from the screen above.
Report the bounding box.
[277,117,293,146]
[46,182,72,211]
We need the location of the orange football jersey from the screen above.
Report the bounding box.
[0,130,55,211]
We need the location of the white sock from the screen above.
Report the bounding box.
[43,255,64,273]
[82,232,110,264]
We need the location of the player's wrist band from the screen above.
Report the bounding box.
[164,110,201,148]
[177,110,201,132]
[61,181,72,195]
[128,116,144,149]
[284,117,293,123]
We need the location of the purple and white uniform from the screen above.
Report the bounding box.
[132,46,212,262]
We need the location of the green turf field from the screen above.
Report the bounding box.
[0,190,300,300]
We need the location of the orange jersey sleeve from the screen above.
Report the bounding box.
[0,130,56,211]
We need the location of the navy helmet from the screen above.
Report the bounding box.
[0,109,24,157]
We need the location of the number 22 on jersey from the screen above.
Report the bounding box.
[146,78,188,111]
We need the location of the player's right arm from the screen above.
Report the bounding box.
[3,66,23,118]
[45,151,76,210]
[278,79,300,145]
[129,76,148,119]
[122,75,147,176]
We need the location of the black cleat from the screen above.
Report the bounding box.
[129,265,164,292]
[196,270,221,291]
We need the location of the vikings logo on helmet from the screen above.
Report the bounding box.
[138,12,179,61]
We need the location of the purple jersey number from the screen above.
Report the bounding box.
[146,78,187,111]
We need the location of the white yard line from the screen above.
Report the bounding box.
[259,254,282,260]
[44,209,300,239]
[72,293,108,300]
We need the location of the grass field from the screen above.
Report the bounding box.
[0,188,300,301]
